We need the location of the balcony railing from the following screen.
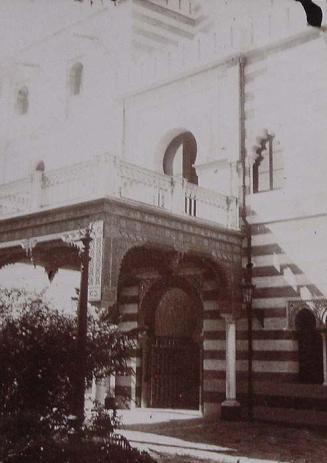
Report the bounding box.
[0,154,239,229]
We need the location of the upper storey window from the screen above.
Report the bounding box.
[16,86,29,115]
[253,134,284,193]
[69,62,83,95]
[163,132,198,185]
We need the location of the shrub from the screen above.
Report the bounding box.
[0,288,139,462]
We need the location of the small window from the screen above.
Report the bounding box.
[69,62,83,95]
[253,134,284,193]
[163,132,198,217]
[17,86,29,115]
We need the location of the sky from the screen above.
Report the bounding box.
[3,0,326,63]
[0,263,80,313]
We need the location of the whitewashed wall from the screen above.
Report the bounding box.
[0,0,130,183]
[122,63,239,193]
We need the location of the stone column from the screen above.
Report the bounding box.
[140,333,150,408]
[221,314,241,420]
[321,332,327,386]
[95,378,108,404]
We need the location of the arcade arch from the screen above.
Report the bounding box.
[116,244,232,412]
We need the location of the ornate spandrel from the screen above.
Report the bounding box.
[99,209,242,310]
[61,222,104,302]
[287,299,327,330]
[101,233,140,309]
[88,221,103,302]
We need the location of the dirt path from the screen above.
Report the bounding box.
[121,415,327,463]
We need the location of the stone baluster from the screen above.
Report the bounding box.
[30,161,44,212]
[171,175,185,215]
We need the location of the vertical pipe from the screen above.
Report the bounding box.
[239,55,254,420]
[269,135,274,190]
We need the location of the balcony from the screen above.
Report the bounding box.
[0,154,239,230]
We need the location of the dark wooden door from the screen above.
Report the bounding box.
[150,337,200,409]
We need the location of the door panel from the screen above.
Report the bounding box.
[150,337,200,409]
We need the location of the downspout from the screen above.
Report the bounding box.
[239,55,254,421]
[121,98,126,159]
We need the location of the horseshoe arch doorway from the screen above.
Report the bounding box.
[142,286,202,410]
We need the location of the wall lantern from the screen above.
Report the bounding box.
[241,280,255,306]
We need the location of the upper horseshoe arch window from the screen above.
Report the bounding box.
[252,133,284,193]
[163,131,198,185]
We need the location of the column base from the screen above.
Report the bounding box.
[220,399,241,421]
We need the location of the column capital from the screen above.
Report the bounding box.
[220,310,243,323]
[220,313,236,324]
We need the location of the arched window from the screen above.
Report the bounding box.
[69,62,83,95]
[16,86,29,115]
[253,134,284,193]
[163,132,198,185]
[295,308,324,384]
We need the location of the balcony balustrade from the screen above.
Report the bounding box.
[0,154,239,229]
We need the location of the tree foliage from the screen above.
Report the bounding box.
[0,287,136,461]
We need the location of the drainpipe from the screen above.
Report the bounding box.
[239,55,254,421]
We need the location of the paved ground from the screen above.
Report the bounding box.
[118,409,327,463]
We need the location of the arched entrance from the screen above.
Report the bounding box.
[140,278,203,410]
[117,245,234,413]
[295,308,324,384]
[149,287,201,409]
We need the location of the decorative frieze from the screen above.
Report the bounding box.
[0,197,242,310]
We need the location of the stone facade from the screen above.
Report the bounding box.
[1,0,327,425]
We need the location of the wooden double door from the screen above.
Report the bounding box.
[149,337,200,409]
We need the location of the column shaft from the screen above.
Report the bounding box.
[226,320,237,401]
[221,315,241,420]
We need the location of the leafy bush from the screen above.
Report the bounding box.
[2,439,155,463]
[0,288,140,462]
